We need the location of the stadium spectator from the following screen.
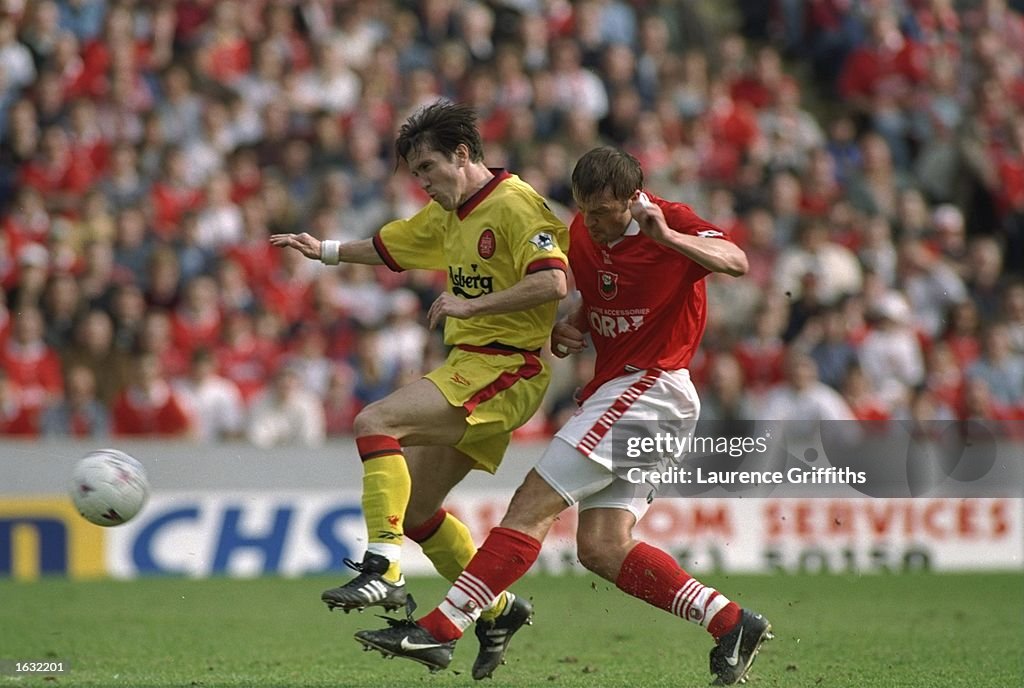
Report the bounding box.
[61,308,129,405]
[7,241,50,312]
[144,246,181,311]
[112,204,154,284]
[376,288,430,379]
[195,171,244,250]
[156,65,202,147]
[964,236,1006,320]
[135,309,188,379]
[940,300,984,367]
[194,0,250,87]
[758,348,855,421]
[149,145,204,239]
[322,362,360,437]
[805,306,860,391]
[40,363,110,438]
[174,347,245,443]
[0,14,36,93]
[284,325,333,400]
[858,292,926,412]
[216,310,280,404]
[840,363,890,421]
[732,297,786,393]
[245,363,325,449]
[700,352,757,424]
[347,325,400,407]
[41,270,83,349]
[960,376,1017,422]
[967,323,1024,409]
[107,281,146,352]
[0,368,36,436]
[212,257,256,315]
[170,275,222,359]
[1,306,63,412]
[896,236,968,339]
[1004,281,1024,356]
[111,351,194,438]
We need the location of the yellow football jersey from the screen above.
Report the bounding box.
[373,170,569,350]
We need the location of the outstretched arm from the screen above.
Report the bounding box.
[630,195,748,277]
[269,233,384,266]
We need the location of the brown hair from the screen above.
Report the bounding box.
[395,100,484,164]
[571,146,644,204]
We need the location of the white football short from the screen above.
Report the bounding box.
[534,368,699,521]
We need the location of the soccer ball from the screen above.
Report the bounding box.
[70,449,150,526]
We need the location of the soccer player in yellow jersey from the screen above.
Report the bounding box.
[270,100,568,679]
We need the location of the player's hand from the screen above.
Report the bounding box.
[630,192,670,243]
[551,320,586,357]
[427,292,475,329]
[269,232,321,260]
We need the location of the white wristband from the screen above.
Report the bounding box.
[320,240,341,265]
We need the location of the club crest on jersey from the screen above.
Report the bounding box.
[529,232,554,251]
[598,270,618,300]
[477,228,496,259]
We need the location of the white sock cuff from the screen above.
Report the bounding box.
[365,543,402,563]
[438,598,479,633]
[702,592,731,629]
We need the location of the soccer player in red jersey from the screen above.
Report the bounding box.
[355,147,773,685]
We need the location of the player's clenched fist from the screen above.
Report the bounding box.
[269,232,322,260]
[427,292,476,329]
[629,192,670,243]
[551,320,586,357]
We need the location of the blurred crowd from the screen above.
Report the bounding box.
[1,0,1023,446]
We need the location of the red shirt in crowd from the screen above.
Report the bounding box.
[111,383,192,436]
[0,342,63,410]
[838,39,928,103]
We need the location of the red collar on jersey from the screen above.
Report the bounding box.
[457,168,511,220]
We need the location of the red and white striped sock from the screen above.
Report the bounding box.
[615,542,741,640]
[418,527,542,642]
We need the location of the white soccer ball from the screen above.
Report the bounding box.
[70,449,150,526]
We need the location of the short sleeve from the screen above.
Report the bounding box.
[505,197,568,278]
[373,203,447,272]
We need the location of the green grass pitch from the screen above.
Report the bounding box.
[1,572,1021,687]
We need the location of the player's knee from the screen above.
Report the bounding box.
[404,498,441,530]
[576,533,626,575]
[353,403,388,436]
[575,539,604,573]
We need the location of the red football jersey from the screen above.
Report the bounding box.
[569,193,728,401]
